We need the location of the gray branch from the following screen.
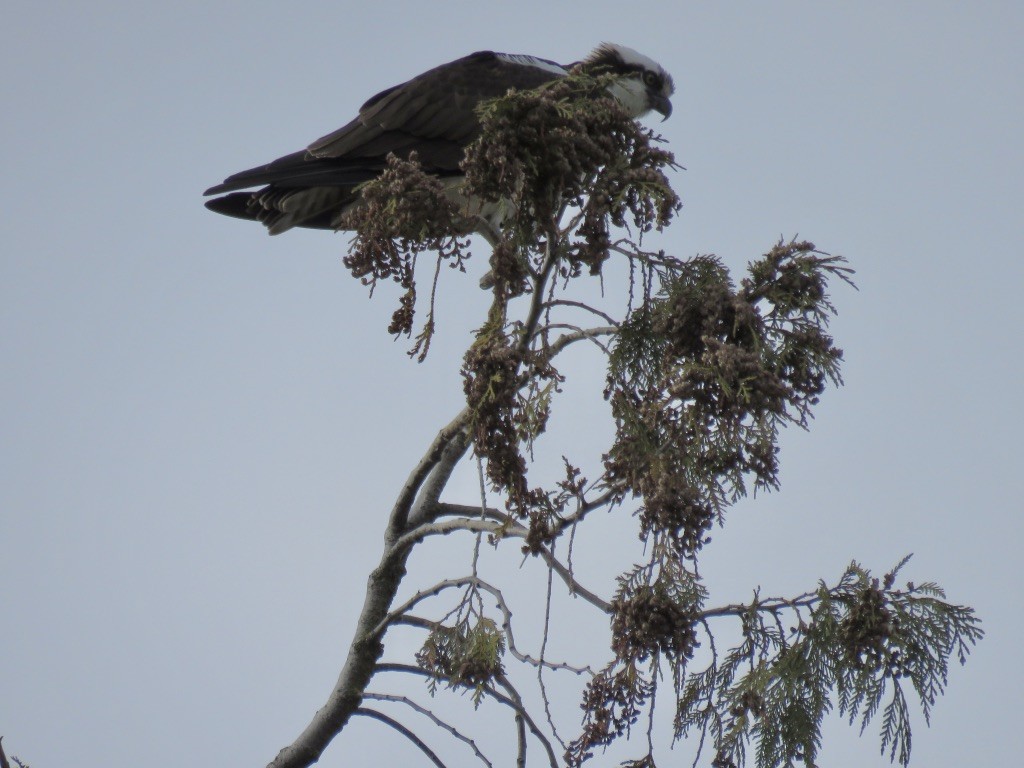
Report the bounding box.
[543,325,618,359]
[363,692,493,768]
[382,575,594,675]
[266,412,472,768]
[494,674,560,768]
[700,591,820,621]
[543,299,618,326]
[355,708,448,768]
[375,663,559,768]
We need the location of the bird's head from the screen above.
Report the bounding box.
[576,42,674,120]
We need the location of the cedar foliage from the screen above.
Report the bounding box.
[334,73,981,768]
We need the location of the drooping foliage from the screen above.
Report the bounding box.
[318,73,981,768]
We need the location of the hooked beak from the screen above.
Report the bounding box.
[649,93,673,121]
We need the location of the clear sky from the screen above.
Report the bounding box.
[2,2,1021,766]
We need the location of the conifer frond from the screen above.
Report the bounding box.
[668,560,982,768]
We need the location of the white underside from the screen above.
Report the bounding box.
[606,78,649,118]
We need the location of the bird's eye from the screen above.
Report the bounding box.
[643,71,659,87]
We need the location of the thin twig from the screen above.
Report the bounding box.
[439,506,614,613]
[688,618,719,768]
[552,487,619,532]
[543,299,618,326]
[646,659,658,757]
[355,708,447,768]
[472,574,593,674]
[494,674,560,768]
[700,591,819,620]
[537,546,612,613]
[384,576,593,675]
[470,454,488,618]
[449,506,613,613]
[363,692,493,768]
[538,544,568,748]
[375,663,559,768]
[543,326,617,359]
[516,233,560,354]
[370,577,479,639]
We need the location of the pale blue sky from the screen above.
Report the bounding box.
[2,2,1021,766]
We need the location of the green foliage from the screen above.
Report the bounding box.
[337,76,979,768]
[672,558,983,768]
[416,615,506,707]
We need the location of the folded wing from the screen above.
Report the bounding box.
[204,51,566,234]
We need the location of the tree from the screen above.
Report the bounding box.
[264,75,981,768]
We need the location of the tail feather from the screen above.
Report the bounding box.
[204,153,380,196]
[205,187,351,234]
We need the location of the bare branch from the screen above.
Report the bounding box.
[391,518,504,554]
[355,708,448,768]
[473,575,594,675]
[552,486,619,532]
[472,454,488,578]
[699,591,820,621]
[494,674,560,768]
[538,553,569,749]
[436,507,614,613]
[426,507,615,614]
[370,577,479,639]
[267,417,475,768]
[364,692,493,767]
[515,710,528,768]
[517,236,560,354]
[436,489,619,536]
[647,666,658,756]
[391,613,436,630]
[434,502,503,519]
[380,576,593,675]
[390,409,471,534]
[608,241,683,270]
[543,299,618,326]
[538,546,612,613]
[406,428,472,529]
[376,663,559,768]
[543,325,617,359]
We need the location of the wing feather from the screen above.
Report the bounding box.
[307,51,562,165]
[205,50,567,233]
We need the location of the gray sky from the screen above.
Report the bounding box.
[2,1,1021,766]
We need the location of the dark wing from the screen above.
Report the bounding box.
[203,51,564,234]
[306,51,562,165]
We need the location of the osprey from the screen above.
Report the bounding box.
[204,43,674,237]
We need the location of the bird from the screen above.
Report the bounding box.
[203,43,674,239]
